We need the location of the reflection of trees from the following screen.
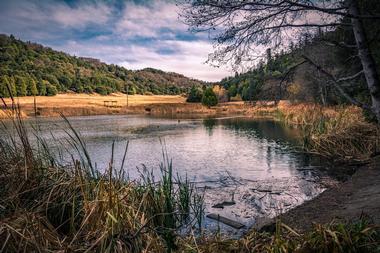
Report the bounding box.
[203,118,217,135]
[222,118,315,170]
[222,118,301,145]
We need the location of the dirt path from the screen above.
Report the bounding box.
[273,157,380,232]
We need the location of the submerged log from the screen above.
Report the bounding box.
[212,200,236,209]
[251,188,282,195]
[206,213,245,229]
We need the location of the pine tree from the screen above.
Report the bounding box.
[0,76,10,98]
[37,80,47,96]
[15,76,27,96]
[27,78,38,96]
[201,87,218,107]
[187,85,203,102]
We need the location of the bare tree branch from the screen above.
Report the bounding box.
[302,54,369,109]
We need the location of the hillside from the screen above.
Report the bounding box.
[0,34,206,97]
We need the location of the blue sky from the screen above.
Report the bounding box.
[0,0,231,81]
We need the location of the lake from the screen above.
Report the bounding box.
[1,115,333,235]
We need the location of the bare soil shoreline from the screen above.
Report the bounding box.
[258,157,380,232]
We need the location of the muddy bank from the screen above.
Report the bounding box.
[259,157,380,232]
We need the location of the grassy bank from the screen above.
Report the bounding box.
[273,102,380,163]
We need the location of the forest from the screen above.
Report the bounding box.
[219,28,379,109]
[0,34,205,97]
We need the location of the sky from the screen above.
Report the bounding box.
[0,0,232,82]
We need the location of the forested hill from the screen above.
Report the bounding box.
[0,34,206,97]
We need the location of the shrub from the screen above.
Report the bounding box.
[202,87,218,107]
[46,84,58,96]
[95,86,108,95]
[187,85,203,102]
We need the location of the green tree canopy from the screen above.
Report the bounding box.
[26,77,38,96]
[202,87,218,107]
[46,84,58,96]
[15,76,27,96]
[0,76,11,98]
[186,85,203,102]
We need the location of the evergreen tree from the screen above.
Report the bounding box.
[201,87,218,107]
[186,85,203,102]
[37,80,47,96]
[26,78,38,96]
[15,76,27,96]
[0,76,10,98]
[8,77,17,97]
[228,84,237,98]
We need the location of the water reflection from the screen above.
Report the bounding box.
[203,118,217,136]
[0,115,333,235]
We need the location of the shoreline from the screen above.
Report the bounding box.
[260,157,380,232]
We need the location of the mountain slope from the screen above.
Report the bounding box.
[0,34,206,97]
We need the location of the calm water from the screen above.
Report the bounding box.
[1,115,332,235]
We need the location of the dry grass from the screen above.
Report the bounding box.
[1,93,186,118]
[276,103,380,162]
[177,219,379,253]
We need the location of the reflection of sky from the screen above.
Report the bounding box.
[0,0,230,81]
[1,115,329,234]
[2,115,317,182]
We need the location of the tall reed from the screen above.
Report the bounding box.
[0,106,204,253]
[277,103,380,162]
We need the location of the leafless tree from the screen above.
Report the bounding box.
[181,0,380,122]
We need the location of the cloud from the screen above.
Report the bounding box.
[52,3,112,28]
[0,0,232,81]
[116,1,187,38]
[55,38,230,82]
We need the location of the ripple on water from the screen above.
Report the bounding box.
[1,115,335,236]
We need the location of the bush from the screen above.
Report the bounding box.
[46,85,58,96]
[201,87,218,107]
[186,85,203,102]
[95,86,108,95]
